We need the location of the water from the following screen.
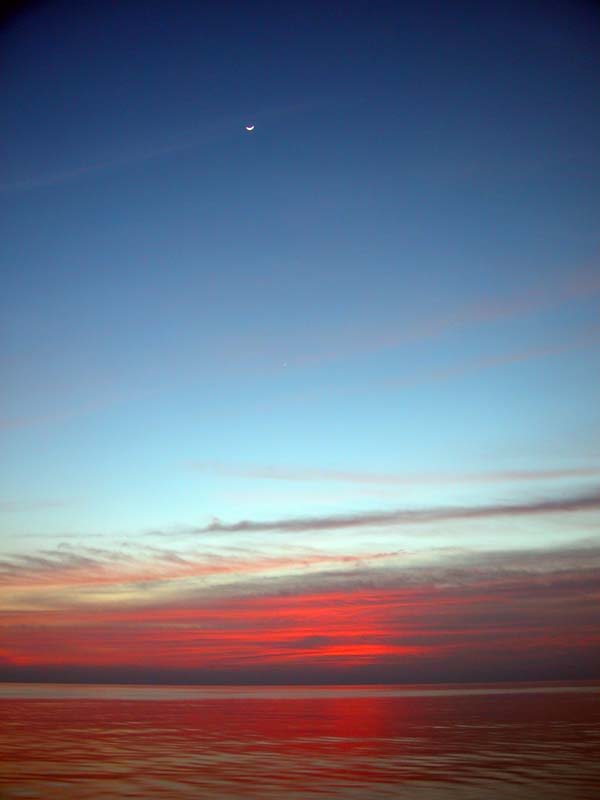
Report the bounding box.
[1,682,599,799]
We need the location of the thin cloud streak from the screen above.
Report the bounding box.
[0,544,403,590]
[388,324,600,389]
[212,266,600,378]
[193,488,600,535]
[192,462,600,486]
[280,265,600,369]
[3,539,599,613]
[0,101,315,193]
[0,135,210,192]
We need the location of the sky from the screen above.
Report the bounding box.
[1,0,599,684]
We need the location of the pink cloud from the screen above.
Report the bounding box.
[192,461,600,486]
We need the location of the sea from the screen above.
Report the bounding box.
[1,682,599,799]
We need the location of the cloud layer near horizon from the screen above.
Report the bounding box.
[1,532,599,682]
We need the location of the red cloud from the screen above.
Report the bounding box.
[2,566,599,679]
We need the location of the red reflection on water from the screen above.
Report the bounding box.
[1,686,599,799]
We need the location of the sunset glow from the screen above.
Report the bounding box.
[1,0,599,687]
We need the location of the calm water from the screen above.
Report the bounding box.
[1,682,599,799]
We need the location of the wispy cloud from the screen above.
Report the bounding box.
[387,324,600,388]
[0,101,314,193]
[191,488,600,535]
[192,461,600,486]
[3,537,599,605]
[269,264,600,370]
[0,544,402,590]
[2,540,598,679]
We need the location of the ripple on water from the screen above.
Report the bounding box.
[1,684,599,799]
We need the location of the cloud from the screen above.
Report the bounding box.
[4,536,599,608]
[191,487,600,535]
[0,101,314,193]
[192,461,600,486]
[387,324,600,389]
[272,264,600,370]
[2,539,598,681]
[0,543,404,591]
[207,265,600,384]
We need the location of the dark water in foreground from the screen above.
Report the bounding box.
[1,683,599,799]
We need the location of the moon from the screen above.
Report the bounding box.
[245,124,255,131]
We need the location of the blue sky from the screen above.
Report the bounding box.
[1,0,599,682]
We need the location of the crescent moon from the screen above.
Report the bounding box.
[245,124,255,131]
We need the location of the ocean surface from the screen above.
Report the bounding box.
[1,682,599,799]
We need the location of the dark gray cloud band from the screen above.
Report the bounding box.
[195,488,600,535]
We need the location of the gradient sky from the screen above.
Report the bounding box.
[1,0,599,684]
